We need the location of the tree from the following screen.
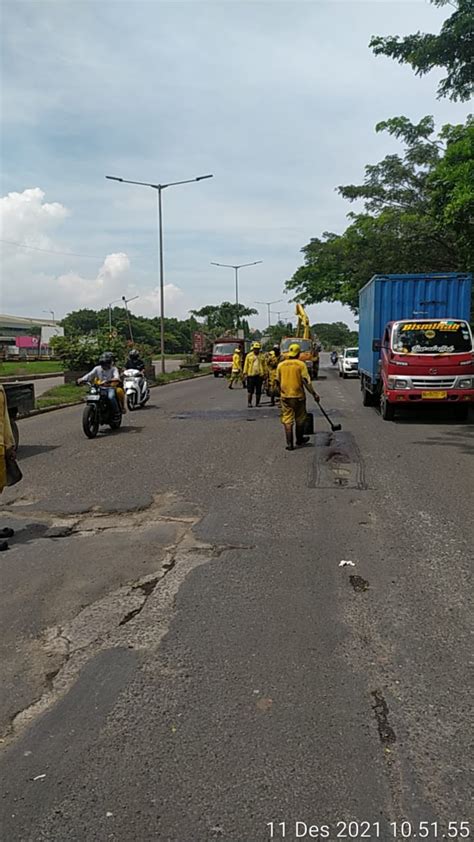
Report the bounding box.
[266,321,294,346]
[370,0,474,102]
[312,322,358,349]
[190,302,257,335]
[286,117,471,312]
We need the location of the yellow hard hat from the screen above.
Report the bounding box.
[288,343,301,357]
[234,347,241,352]
[252,342,261,350]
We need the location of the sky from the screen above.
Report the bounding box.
[0,0,471,331]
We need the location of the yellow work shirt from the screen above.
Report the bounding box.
[231,352,242,372]
[276,358,310,399]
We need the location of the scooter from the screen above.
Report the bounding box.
[123,368,150,411]
[82,384,122,438]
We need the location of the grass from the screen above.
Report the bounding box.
[36,384,87,409]
[152,366,211,385]
[0,360,63,376]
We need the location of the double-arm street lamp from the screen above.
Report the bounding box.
[255,299,283,329]
[106,173,213,373]
[210,261,262,330]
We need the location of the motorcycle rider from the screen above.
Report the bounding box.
[77,352,126,413]
[125,348,145,372]
[330,351,338,365]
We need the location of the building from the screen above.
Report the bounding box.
[0,314,64,357]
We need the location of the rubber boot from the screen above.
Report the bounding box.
[296,425,309,447]
[285,428,294,451]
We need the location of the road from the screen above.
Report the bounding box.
[0,356,472,841]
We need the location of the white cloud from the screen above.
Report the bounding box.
[0,187,191,319]
[0,187,69,248]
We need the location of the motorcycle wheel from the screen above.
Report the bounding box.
[83,405,99,438]
[127,394,136,411]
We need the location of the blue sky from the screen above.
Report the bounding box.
[1,0,470,330]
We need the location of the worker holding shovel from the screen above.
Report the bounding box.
[276,343,320,450]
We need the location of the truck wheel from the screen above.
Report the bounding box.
[342,372,348,379]
[362,387,373,407]
[338,370,342,378]
[213,372,219,378]
[11,419,19,450]
[380,394,395,421]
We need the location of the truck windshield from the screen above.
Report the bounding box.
[345,348,358,357]
[392,321,472,354]
[213,343,237,355]
[280,338,312,353]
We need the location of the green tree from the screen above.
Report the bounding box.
[312,323,358,349]
[370,0,474,102]
[286,116,471,312]
[190,302,257,335]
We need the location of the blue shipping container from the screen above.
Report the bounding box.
[358,273,472,383]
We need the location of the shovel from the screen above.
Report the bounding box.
[316,399,342,432]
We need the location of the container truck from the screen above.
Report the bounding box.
[192,331,212,363]
[358,273,473,420]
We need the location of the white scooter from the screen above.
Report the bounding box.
[123,369,150,411]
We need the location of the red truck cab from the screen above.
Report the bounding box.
[379,318,474,419]
[211,338,249,377]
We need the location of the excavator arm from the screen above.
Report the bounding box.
[295,303,311,340]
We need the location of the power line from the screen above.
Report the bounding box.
[0,238,105,260]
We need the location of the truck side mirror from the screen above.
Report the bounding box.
[372,339,382,352]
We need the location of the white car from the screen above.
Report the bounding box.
[338,347,359,379]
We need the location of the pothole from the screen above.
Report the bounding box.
[350,575,370,592]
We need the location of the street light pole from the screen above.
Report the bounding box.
[255,299,282,329]
[108,298,122,332]
[122,295,139,343]
[210,261,263,330]
[106,173,213,374]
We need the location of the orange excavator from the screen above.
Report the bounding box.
[280,303,320,379]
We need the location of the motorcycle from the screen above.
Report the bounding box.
[330,352,338,366]
[123,368,150,411]
[82,383,122,438]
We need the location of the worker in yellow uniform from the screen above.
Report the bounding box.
[276,342,320,450]
[266,344,281,406]
[228,347,243,389]
[243,342,267,407]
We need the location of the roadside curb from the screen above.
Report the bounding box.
[18,371,212,419]
[0,372,63,383]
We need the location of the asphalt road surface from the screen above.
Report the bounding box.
[0,356,472,841]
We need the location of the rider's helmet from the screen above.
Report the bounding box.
[129,349,140,359]
[99,351,114,367]
[288,343,301,358]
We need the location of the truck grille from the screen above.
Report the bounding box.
[410,377,456,389]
